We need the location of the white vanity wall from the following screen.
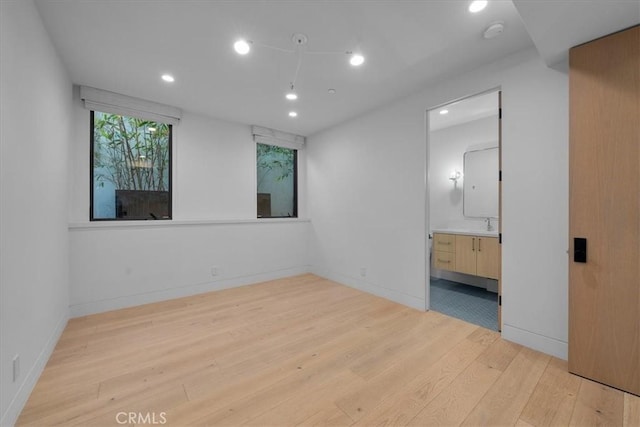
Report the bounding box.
[429,115,499,233]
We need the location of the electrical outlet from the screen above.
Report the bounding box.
[12,355,19,382]
[211,266,219,277]
[360,267,367,277]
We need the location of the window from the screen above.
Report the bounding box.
[91,111,172,220]
[256,143,297,218]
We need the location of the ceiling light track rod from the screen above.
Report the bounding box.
[304,50,351,56]
[233,32,365,118]
[291,52,303,87]
[252,41,296,54]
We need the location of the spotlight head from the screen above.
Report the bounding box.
[469,0,488,13]
[349,53,365,66]
[234,39,251,55]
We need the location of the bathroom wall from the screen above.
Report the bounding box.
[429,115,499,233]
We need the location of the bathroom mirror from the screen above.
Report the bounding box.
[463,147,498,218]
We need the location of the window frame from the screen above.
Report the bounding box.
[89,110,173,221]
[256,142,298,219]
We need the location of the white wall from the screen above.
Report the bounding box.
[307,110,428,310]
[69,220,309,316]
[429,116,498,232]
[0,1,73,425]
[308,47,569,359]
[68,93,310,316]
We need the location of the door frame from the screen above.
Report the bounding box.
[424,87,503,331]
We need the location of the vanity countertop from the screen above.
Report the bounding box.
[432,228,499,238]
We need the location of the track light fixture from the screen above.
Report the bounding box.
[233,33,365,117]
[285,84,298,101]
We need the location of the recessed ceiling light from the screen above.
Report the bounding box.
[349,54,365,66]
[468,0,488,13]
[440,109,449,115]
[286,92,298,100]
[328,88,337,94]
[288,111,298,118]
[234,39,251,55]
[161,74,175,83]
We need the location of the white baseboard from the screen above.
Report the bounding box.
[1,311,68,427]
[311,267,425,312]
[69,266,311,317]
[502,323,568,360]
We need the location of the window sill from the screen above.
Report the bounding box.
[69,217,310,231]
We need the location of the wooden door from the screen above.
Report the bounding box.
[476,237,500,280]
[454,235,476,276]
[569,26,639,395]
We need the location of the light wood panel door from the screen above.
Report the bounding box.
[454,235,477,276]
[476,237,500,280]
[569,26,639,396]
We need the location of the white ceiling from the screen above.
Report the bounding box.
[429,90,498,131]
[513,0,640,67]
[34,1,638,137]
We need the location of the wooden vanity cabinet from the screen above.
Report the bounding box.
[474,236,500,279]
[453,235,477,276]
[433,232,500,280]
[433,233,456,271]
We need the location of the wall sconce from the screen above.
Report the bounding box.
[449,170,462,183]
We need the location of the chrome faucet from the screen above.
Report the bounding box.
[486,217,493,231]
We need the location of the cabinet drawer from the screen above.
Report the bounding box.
[433,233,456,253]
[434,250,455,271]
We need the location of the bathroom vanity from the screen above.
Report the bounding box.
[432,231,500,280]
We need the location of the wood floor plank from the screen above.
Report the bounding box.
[297,404,354,427]
[461,346,550,426]
[171,308,423,424]
[69,382,189,427]
[475,334,522,371]
[335,317,478,422]
[242,370,365,426]
[353,328,498,426]
[182,298,409,403]
[16,384,100,425]
[519,357,581,426]
[569,379,625,426]
[624,392,640,427]
[16,274,630,426]
[407,360,502,426]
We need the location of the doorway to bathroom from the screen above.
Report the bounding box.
[426,89,502,331]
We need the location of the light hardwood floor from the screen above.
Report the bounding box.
[18,274,640,426]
